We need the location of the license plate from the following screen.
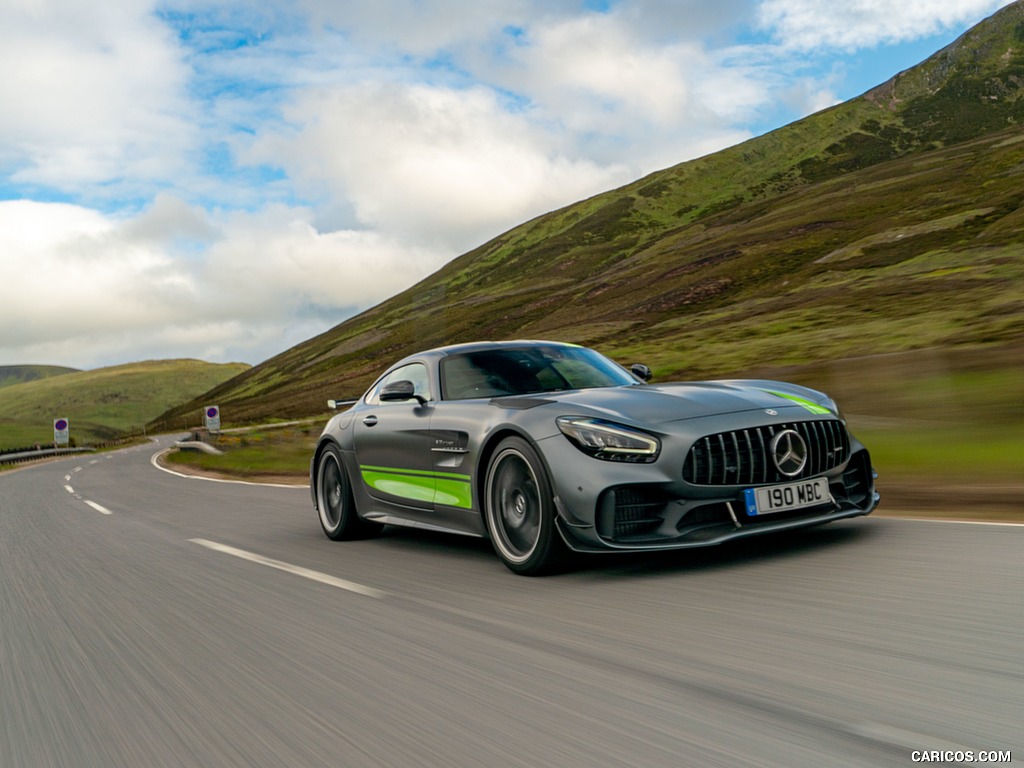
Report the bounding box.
[743,477,830,516]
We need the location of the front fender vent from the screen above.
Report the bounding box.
[683,420,850,486]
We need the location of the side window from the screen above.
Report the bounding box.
[366,363,431,405]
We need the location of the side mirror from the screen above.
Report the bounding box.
[630,363,653,383]
[380,380,427,404]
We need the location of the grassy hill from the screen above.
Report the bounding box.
[0,365,79,389]
[151,2,1024,436]
[0,359,249,451]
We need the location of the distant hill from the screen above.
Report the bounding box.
[0,365,79,389]
[151,1,1024,431]
[0,359,250,450]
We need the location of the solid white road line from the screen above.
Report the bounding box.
[150,449,307,489]
[188,538,386,599]
[83,500,113,516]
[884,516,1024,527]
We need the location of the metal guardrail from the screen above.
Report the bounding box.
[174,437,224,455]
[0,447,96,466]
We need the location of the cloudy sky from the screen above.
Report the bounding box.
[0,0,1015,369]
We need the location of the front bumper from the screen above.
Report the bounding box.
[538,428,878,554]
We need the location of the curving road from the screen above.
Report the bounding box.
[1,438,1019,767]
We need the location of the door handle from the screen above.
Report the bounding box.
[362,415,378,426]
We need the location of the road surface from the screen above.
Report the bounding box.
[1,438,1019,767]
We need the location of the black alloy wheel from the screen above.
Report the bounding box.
[484,436,567,575]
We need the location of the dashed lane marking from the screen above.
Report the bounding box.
[84,500,113,516]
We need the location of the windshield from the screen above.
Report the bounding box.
[440,345,637,400]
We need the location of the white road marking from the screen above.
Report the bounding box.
[64,484,75,494]
[188,539,386,599]
[150,449,307,489]
[886,516,1024,528]
[83,500,113,516]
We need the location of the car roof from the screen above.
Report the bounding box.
[386,339,579,364]
[428,339,579,357]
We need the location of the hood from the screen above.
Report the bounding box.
[535,379,837,425]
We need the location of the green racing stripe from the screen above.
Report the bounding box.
[359,465,473,509]
[763,390,834,415]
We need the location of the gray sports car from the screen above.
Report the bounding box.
[310,340,878,574]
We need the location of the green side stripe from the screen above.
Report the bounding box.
[764,390,833,415]
[361,468,435,503]
[359,465,473,509]
[434,477,473,509]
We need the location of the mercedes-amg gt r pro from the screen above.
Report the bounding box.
[310,341,878,575]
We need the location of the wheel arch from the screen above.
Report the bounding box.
[311,436,346,510]
[475,426,560,536]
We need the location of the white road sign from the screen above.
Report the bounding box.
[54,418,69,446]
[203,406,221,432]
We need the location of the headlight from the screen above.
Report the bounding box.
[557,417,660,462]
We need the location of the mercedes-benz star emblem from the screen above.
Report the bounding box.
[770,429,808,477]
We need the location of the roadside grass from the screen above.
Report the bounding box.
[850,421,1023,482]
[164,425,320,479]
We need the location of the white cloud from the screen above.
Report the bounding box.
[0,201,196,351]
[0,199,446,368]
[473,9,781,173]
[519,15,694,127]
[758,0,1017,50]
[197,204,445,313]
[250,81,630,251]
[0,0,196,190]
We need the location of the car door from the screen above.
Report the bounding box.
[353,362,436,511]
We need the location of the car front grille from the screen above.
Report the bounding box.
[682,420,850,486]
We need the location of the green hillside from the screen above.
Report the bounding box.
[0,365,79,389]
[152,1,1024,433]
[0,359,249,450]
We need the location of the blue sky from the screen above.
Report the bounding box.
[0,0,1016,369]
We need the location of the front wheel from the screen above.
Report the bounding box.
[483,436,567,575]
[315,445,382,540]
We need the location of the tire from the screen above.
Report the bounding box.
[483,436,567,575]
[315,444,382,540]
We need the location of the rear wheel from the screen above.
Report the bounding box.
[484,436,567,575]
[315,445,381,539]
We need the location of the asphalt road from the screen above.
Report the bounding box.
[1,438,1019,768]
